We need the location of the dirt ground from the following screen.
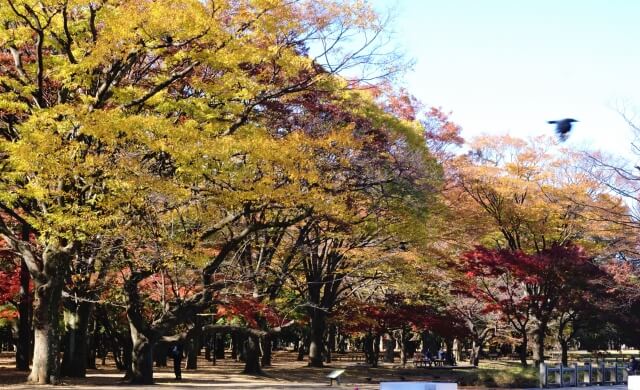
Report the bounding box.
[0,350,481,389]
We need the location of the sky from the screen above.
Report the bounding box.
[370,0,640,158]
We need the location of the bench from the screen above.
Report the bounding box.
[327,369,345,385]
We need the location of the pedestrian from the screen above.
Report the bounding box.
[629,356,639,375]
[170,343,184,380]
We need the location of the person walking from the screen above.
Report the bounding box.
[170,343,184,380]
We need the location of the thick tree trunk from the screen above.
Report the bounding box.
[16,260,32,371]
[129,323,154,384]
[28,263,66,384]
[242,335,262,375]
[261,335,272,367]
[308,310,326,367]
[61,300,92,377]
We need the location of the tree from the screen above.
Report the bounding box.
[0,0,406,384]
[457,243,602,366]
[450,135,630,365]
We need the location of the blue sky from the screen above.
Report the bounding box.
[370,0,640,156]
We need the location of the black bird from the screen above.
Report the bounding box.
[548,118,578,141]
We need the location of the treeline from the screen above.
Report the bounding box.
[1,0,639,386]
[0,0,441,384]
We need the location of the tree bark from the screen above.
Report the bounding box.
[16,259,32,371]
[28,249,68,384]
[186,325,200,370]
[231,333,239,360]
[129,322,154,385]
[242,335,262,375]
[215,334,225,359]
[560,340,569,366]
[86,317,98,369]
[470,339,482,366]
[400,328,409,367]
[532,322,548,366]
[519,334,528,367]
[61,300,92,377]
[384,336,395,363]
[154,342,168,367]
[308,309,326,367]
[261,334,272,367]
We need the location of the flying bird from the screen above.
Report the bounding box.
[548,118,578,141]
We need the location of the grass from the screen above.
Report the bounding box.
[455,364,539,388]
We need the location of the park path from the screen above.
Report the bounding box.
[0,385,630,390]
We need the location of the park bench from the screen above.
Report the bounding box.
[326,369,345,385]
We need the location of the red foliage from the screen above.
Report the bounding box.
[455,243,601,323]
[332,294,466,337]
[216,296,282,328]
[0,267,21,304]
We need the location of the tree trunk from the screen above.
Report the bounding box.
[122,334,133,379]
[204,335,211,361]
[16,259,32,371]
[154,342,168,367]
[308,309,326,367]
[373,334,380,367]
[363,333,374,365]
[519,334,528,367]
[453,338,462,365]
[61,300,92,377]
[261,335,272,367]
[86,318,98,369]
[242,335,262,375]
[325,325,336,363]
[129,323,154,384]
[400,328,409,367]
[533,323,547,366]
[186,332,200,369]
[384,336,395,363]
[28,256,66,385]
[560,340,569,366]
[215,334,225,359]
[231,333,239,360]
[444,338,454,365]
[470,339,482,366]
